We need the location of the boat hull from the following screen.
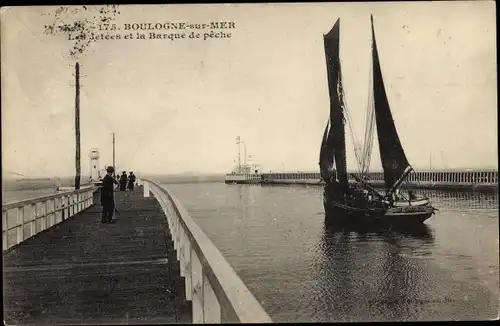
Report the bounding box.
[323,196,435,225]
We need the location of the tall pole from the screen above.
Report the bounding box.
[74,62,81,190]
[112,133,116,177]
[429,152,432,171]
[244,143,247,168]
[237,136,241,173]
[241,140,247,173]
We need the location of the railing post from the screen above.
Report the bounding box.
[68,196,72,217]
[41,201,47,231]
[172,214,178,251]
[191,249,204,323]
[179,227,186,273]
[2,211,7,250]
[16,207,24,245]
[184,241,192,301]
[46,200,52,228]
[56,197,62,223]
[64,196,68,219]
[84,191,88,209]
[72,194,76,215]
[48,199,54,228]
[144,182,150,197]
[64,196,68,220]
[29,204,36,238]
[176,216,181,257]
[73,194,77,214]
[203,273,221,323]
[74,193,78,212]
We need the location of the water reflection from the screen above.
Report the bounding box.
[374,226,433,320]
[233,185,249,245]
[168,183,498,322]
[309,217,436,321]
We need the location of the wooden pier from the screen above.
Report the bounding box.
[2,181,271,324]
[3,188,191,325]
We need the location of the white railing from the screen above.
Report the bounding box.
[2,186,96,251]
[257,170,499,185]
[138,178,272,324]
[225,173,262,182]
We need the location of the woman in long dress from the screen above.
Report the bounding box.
[119,171,128,191]
[127,172,136,191]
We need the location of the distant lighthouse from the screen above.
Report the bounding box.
[89,148,101,183]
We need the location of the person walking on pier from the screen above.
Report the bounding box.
[101,166,118,224]
[127,171,136,192]
[119,171,128,191]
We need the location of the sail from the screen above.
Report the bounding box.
[319,19,348,187]
[371,15,411,191]
[319,120,335,182]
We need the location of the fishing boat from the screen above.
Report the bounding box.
[319,15,437,225]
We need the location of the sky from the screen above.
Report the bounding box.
[1,2,497,178]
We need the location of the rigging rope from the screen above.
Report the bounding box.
[338,65,363,174]
[361,55,376,176]
[336,51,379,180]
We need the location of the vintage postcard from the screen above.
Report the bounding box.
[2,2,498,324]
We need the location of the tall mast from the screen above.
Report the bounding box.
[74,62,81,190]
[237,136,241,172]
[112,132,116,177]
[243,141,247,169]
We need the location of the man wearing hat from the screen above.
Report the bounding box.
[100,166,119,223]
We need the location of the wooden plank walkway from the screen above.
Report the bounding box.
[3,187,191,325]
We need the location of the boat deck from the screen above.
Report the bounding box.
[3,188,191,325]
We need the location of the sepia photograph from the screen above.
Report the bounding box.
[1,2,498,324]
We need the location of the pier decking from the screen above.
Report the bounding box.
[3,188,191,325]
[3,180,271,324]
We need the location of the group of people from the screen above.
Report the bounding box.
[325,179,382,208]
[99,166,137,224]
[116,171,136,192]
